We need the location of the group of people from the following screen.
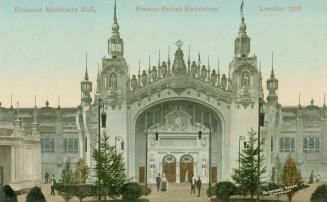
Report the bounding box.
[155,173,202,197]
[44,171,56,196]
[156,173,168,192]
[190,175,202,197]
[309,170,321,184]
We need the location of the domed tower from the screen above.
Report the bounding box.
[80,54,92,106]
[227,0,261,179]
[266,53,279,105]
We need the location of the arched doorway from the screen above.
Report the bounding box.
[180,155,194,183]
[162,154,176,183]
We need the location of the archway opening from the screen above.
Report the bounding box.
[180,154,194,183]
[162,154,176,183]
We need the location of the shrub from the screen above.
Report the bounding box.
[140,185,151,196]
[74,184,95,202]
[215,181,236,202]
[311,184,327,202]
[121,182,142,202]
[55,183,75,202]
[26,186,46,202]
[0,185,17,202]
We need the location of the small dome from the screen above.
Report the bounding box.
[239,18,246,32]
[112,22,119,32]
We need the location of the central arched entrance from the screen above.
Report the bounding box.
[180,154,194,183]
[162,154,176,182]
[134,100,223,184]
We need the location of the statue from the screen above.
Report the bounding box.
[109,73,117,88]
[185,170,189,183]
[241,71,250,88]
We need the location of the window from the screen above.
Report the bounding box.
[63,138,79,153]
[41,137,55,153]
[279,137,295,152]
[304,137,320,153]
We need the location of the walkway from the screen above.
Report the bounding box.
[143,183,212,202]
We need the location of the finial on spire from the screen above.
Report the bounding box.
[10,93,13,108]
[138,59,141,75]
[198,50,201,65]
[114,0,117,22]
[217,59,220,74]
[148,54,151,71]
[271,51,275,78]
[208,55,210,68]
[298,93,301,107]
[84,53,89,80]
[158,49,161,67]
[34,95,37,107]
[58,94,61,108]
[324,93,326,107]
[240,0,244,19]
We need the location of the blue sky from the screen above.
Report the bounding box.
[0,0,326,107]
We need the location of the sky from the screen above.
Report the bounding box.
[0,0,326,107]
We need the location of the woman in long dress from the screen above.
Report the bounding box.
[161,173,168,191]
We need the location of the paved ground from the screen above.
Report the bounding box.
[17,181,327,202]
[143,183,211,202]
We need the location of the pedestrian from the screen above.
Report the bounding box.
[45,171,49,184]
[50,175,56,196]
[196,176,202,197]
[309,170,314,184]
[161,173,168,192]
[190,175,196,194]
[156,173,161,192]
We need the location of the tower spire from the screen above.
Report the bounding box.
[114,0,117,22]
[298,93,301,107]
[84,53,89,80]
[324,93,326,107]
[240,0,244,19]
[271,51,275,78]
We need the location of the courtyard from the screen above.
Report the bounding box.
[16,181,326,202]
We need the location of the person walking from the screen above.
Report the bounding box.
[161,173,168,192]
[196,176,202,197]
[190,175,196,194]
[50,175,56,196]
[44,171,49,184]
[156,173,161,192]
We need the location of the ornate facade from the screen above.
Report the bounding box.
[0,1,326,186]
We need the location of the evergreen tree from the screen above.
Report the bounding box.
[93,136,127,199]
[232,129,266,199]
[74,159,89,185]
[61,159,74,184]
[282,154,301,202]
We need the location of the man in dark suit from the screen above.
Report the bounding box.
[50,175,56,196]
[155,173,161,192]
[197,176,202,197]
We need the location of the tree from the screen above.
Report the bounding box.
[311,184,327,202]
[92,136,127,200]
[0,185,17,202]
[282,154,301,202]
[61,159,74,184]
[232,129,266,199]
[57,159,75,202]
[26,186,46,202]
[74,159,89,185]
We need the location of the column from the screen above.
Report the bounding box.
[176,161,180,183]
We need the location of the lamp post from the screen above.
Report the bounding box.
[238,136,245,170]
[198,123,212,197]
[97,98,106,201]
[145,124,159,195]
[114,136,125,155]
[257,98,264,200]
